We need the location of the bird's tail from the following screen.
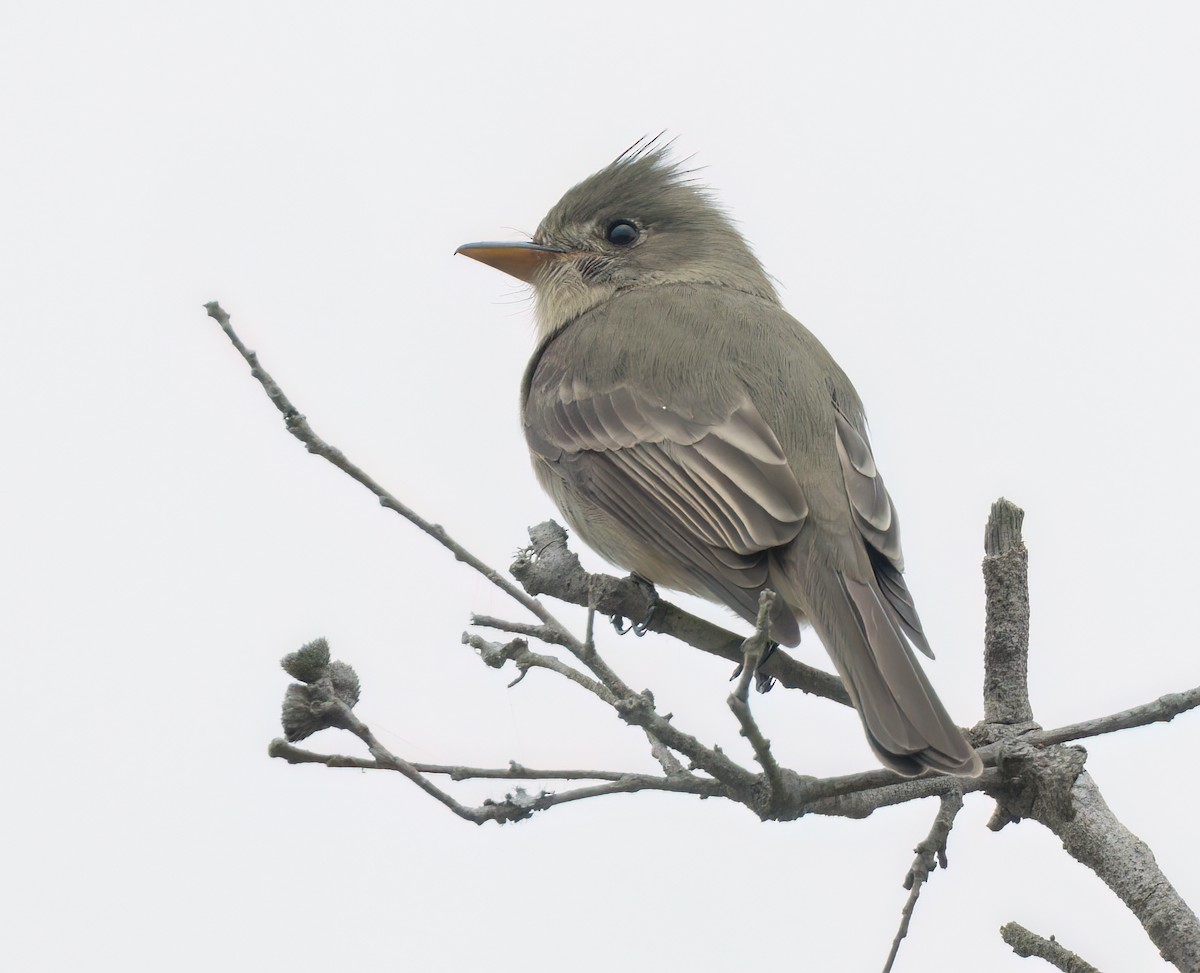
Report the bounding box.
[780,561,982,777]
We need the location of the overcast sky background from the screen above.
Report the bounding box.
[4,3,1198,970]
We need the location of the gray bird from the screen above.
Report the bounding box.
[457,141,982,777]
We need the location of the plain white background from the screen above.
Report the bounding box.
[3,2,1197,970]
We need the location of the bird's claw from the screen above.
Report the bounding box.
[611,575,659,637]
[729,639,780,693]
[611,612,654,638]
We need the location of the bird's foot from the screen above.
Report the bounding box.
[729,639,780,693]
[610,574,659,637]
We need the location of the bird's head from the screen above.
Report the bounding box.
[457,139,779,338]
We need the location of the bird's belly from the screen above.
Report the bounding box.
[533,458,708,596]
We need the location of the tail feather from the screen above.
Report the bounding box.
[782,559,982,777]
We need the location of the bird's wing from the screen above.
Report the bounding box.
[832,406,932,658]
[526,379,808,643]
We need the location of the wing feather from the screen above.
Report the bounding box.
[581,451,772,625]
[832,407,933,658]
[526,380,806,642]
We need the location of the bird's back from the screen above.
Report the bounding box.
[523,281,868,529]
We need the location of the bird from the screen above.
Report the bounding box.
[456,139,982,778]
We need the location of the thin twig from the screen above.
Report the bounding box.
[643,728,687,776]
[881,788,965,973]
[464,622,759,796]
[727,591,787,809]
[268,737,723,813]
[271,742,656,782]
[470,613,577,650]
[461,633,616,703]
[614,694,759,795]
[321,700,507,824]
[203,302,586,654]
[1027,686,1200,747]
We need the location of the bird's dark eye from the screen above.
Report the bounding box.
[606,220,640,246]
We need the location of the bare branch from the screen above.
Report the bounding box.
[272,736,723,814]
[415,760,627,782]
[1002,760,1200,972]
[203,302,587,656]
[270,621,729,822]
[612,693,760,796]
[461,618,763,797]
[1028,686,1200,747]
[507,773,724,810]
[319,701,509,824]
[711,678,1199,821]
[802,772,983,819]
[882,788,965,973]
[513,520,852,706]
[643,728,687,776]
[584,604,596,656]
[461,629,758,797]
[269,628,1198,859]
[999,922,1101,973]
[470,613,577,650]
[461,633,616,703]
[270,741,664,783]
[982,498,1034,726]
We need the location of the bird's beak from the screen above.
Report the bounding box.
[455,241,570,284]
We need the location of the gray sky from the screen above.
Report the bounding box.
[3,2,1197,970]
